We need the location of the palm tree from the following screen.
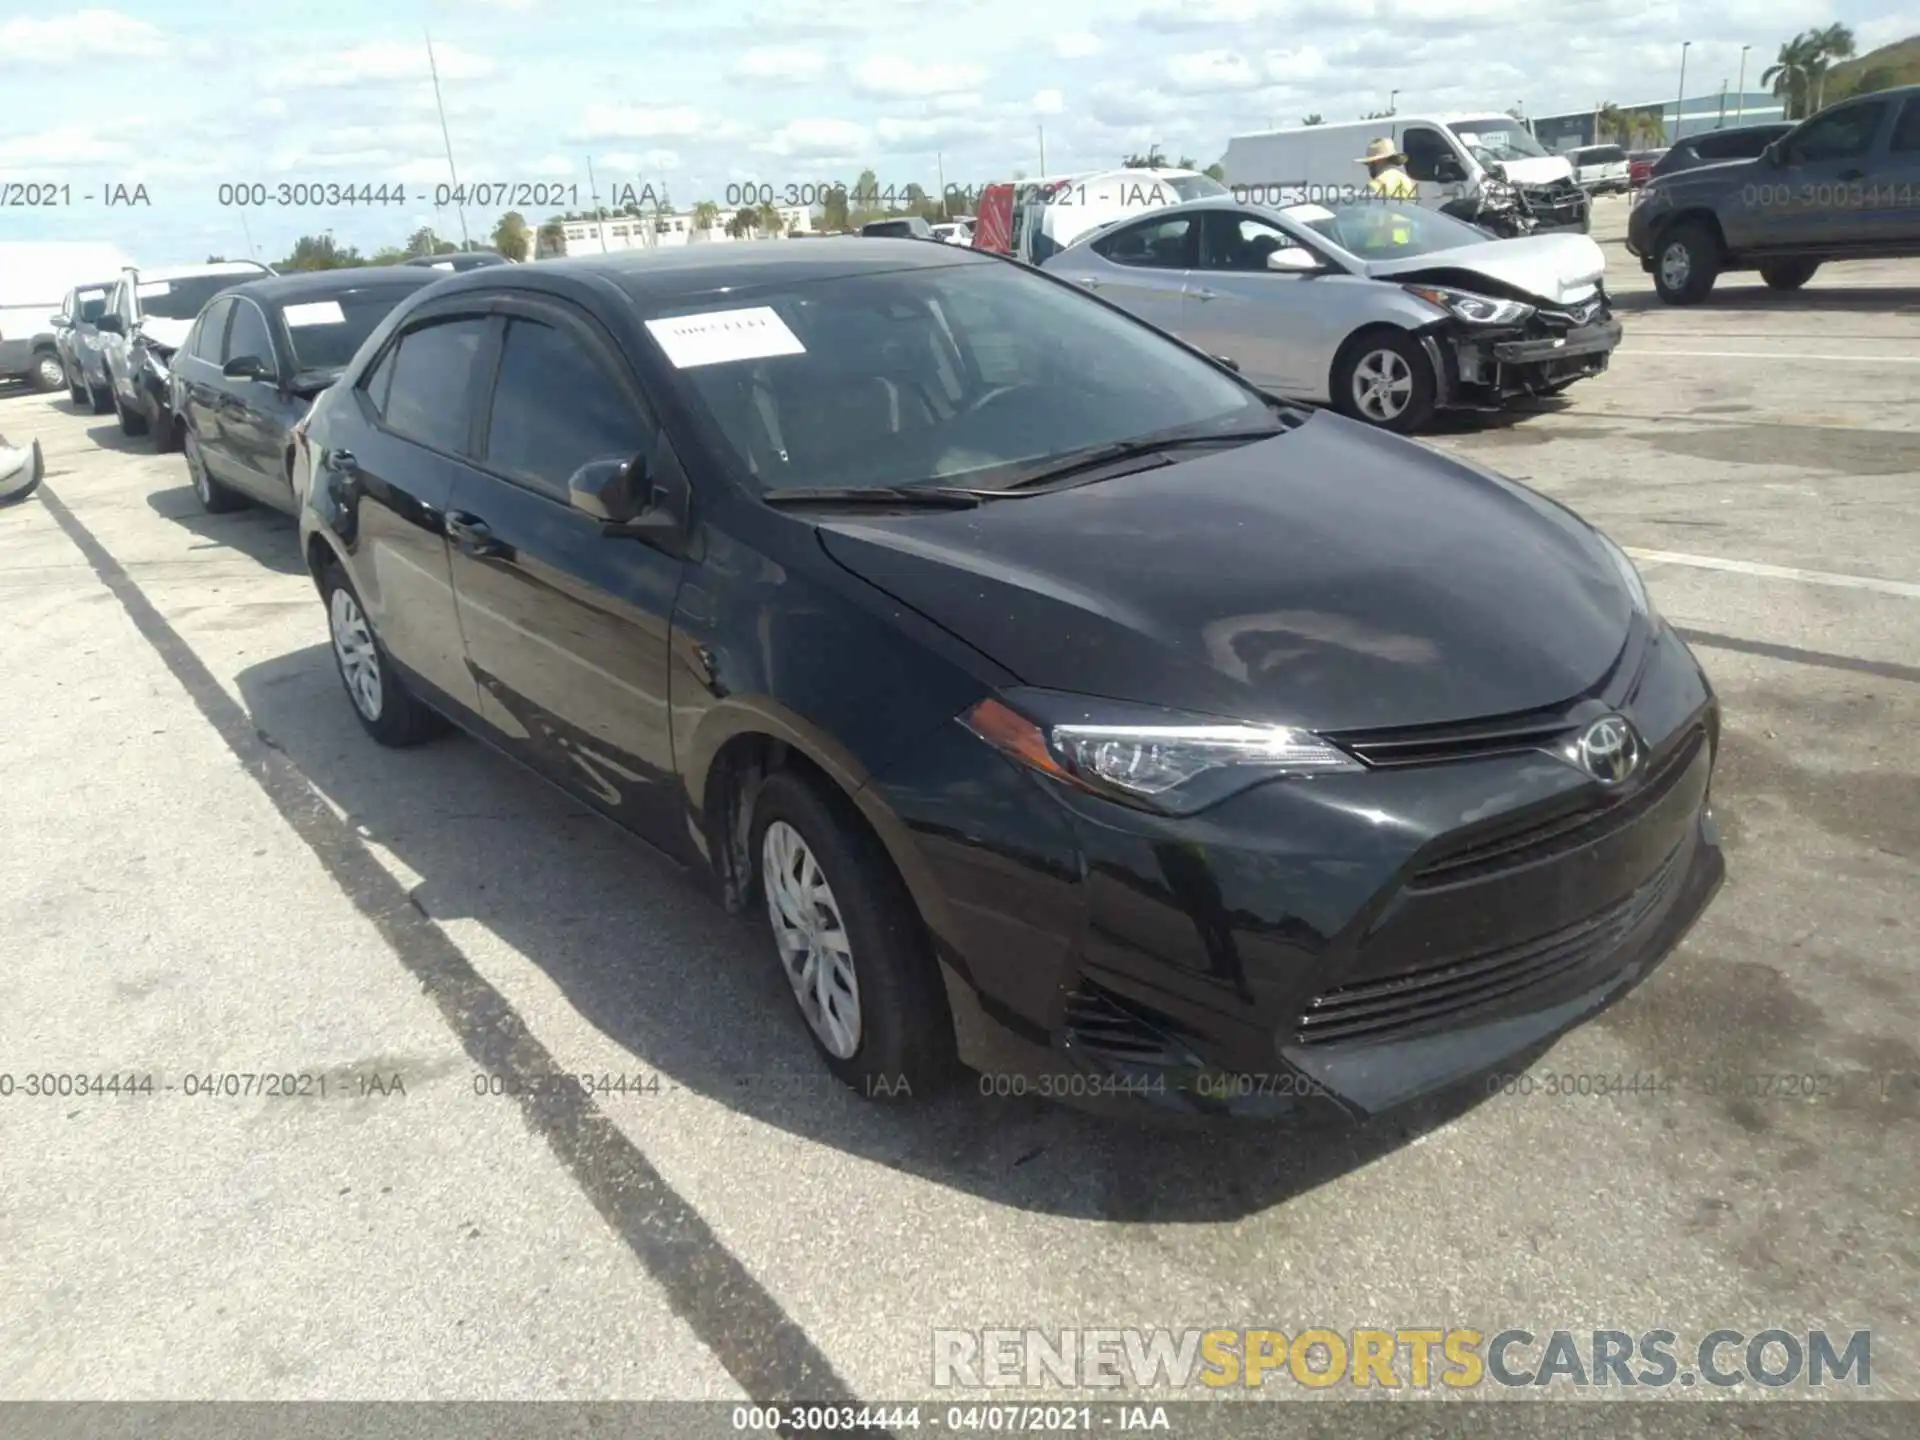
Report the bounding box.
[1630,109,1667,148]
[1595,102,1627,144]
[1807,23,1856,111]
[1762,32,1821,120]
[1301,113,1324,126]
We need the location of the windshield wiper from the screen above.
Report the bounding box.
[761,484,987,509]
[997,427,1289,491]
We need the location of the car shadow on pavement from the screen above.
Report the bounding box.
[143,483,308,577]
[81,420,152,453]
[234,643,1540,1222]
[1611,284,1920,314]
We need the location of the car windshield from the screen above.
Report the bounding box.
[1449,121,1549,162]
[1283,200,1495,260]
[1166,175,1229,200]
[77,289,109,321]
[649,259,1271,494]
[278,286,428,372]
[137,272,261,320]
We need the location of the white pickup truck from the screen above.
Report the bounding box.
[1566,144,1631,195]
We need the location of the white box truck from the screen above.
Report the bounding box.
[1219,115,1591,235]
[0,242,136,392]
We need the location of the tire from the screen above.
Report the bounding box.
[68,372,88,406]
[1760,258,1820,291]
[750,768,959,1098]
[152,403,182,454]
[1652,220,1720,304]
[113,385,149,437]
[183,427,245,514]
[1332,329,1437,434]
[89,380,113,415]
[320,559,451,747]
[31,351,65,393]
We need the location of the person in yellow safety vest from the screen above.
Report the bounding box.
[1356,138,1417,248]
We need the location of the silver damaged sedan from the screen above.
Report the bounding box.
[1042,196,1623,433]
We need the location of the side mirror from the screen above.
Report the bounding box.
[1433,156,1466,184]
[96,313,125,335]
[223,355,270,381]
[1215,355,1241,372]
[568,455,648,524]
[1266,247,1321,273]
[1762,139,1786,167]
[50,314,70,329]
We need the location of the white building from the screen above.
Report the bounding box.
[541,206,813,257]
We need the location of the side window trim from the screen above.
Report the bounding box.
[227,298,279,369]
[1892,96,1920,154]
[364,309,497,460]
[469,295,658,502]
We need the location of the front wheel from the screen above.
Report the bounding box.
[113,386,149,437]
[1760,258,1820,291]
[320,561,451,747]
[31,352,65,393]
[184,428,245,514]
[89,380,113,415]
[751,769,959,1098]
[1653,221,1720,304]
[1333,331,1437,434]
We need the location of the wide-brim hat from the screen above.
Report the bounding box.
[1357,138,1408,165]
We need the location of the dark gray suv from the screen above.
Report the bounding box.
[1626,85,1920,304]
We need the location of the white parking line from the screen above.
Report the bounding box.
[1626,547,1920,599]
[1620,349,1920,364]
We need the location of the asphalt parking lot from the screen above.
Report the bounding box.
[3,196,1917,1419]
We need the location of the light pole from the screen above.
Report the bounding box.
[1718,79,1728,127]
[1675,41,1691,144]
[1736,45,1751,122]
[1387,89,1399,117]
[424,27,470,249]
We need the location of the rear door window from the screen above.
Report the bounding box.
[378,317,489,455]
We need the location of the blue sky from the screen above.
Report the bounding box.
[1,0,1910,265]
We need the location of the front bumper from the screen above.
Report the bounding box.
[1443,315,1621,404]
[1491,318,1622,365]
[880,621,1723,1124]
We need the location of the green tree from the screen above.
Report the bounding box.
[1122,144,1167,168]
[205,254,228,263]
[492,211,531,261]
[404,226,439,258]
[1301,114,1324,125]
[725,206,757,239]
[277,233,363,271]
[369,246,410,265]
[818,185,849,232]
[691,200,722,237]
[1763,32,1821,120]
[1630,108,1666,147]
[1203,162,1225,181]
[1595,102,1628,144]
[1807,23,1857,111]
[535,220,566,258]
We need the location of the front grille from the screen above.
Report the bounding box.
[1294,841,1685,1047]
[1060,982,1199,1068]
[1332,707,1580,769]
[1409,726,1704,890]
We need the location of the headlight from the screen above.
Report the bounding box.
[964,693,1360,815]
[1595,530,1655,619]
[1402,284,1535,326]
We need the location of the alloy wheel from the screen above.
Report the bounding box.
[35,354,65,390]
[1352,349,1413,423]
[185,432,212,506]
[328,586,383,722]
[762,819,862,1059]
[1660,241,1691,292]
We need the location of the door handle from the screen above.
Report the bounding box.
[446,509,508,558]
[1192,288,1221,301]
[1076,276,1102,289]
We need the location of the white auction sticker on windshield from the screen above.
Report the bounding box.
[136,281,172,297]
[644,307,805,368]
[282,300,346,327]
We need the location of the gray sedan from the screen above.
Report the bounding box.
[1041,196,1622,432]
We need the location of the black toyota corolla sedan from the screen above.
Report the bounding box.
[171,267,441,518]
[296,238,1724,1121]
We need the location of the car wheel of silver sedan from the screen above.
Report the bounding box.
[1333,330,1437,435]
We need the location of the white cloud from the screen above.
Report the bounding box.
[570,105,706,141]
[851,56,988,99]
[528,154,576,174]
[1053,30,1102,58]
[0,125,137,168]
[1133,0,1265,32]
[0,10,166,63]
[733,46,830,81]
[758,118,873,160]
[1166,51,1265,93]
[874,115,1000,148]
[1264,45,1328,82]
[1034,88,1066,115]
[597,149,684,172]
[265,41,495,89]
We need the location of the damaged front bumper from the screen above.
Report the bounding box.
[1437,309,1621,407]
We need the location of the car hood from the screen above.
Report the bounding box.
[138,316,194,352]
[814,412,1633,733]
[1364,233,1608,304]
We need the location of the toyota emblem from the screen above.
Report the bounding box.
[1576,715,1641,786]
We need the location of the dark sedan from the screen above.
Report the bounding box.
[297,239,1724,1121]
[171,268,441,517]
[1649,122,1795,178]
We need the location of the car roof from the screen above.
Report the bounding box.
[128,261,274,284]
[214,267,442,305]
[436,237,993,305]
